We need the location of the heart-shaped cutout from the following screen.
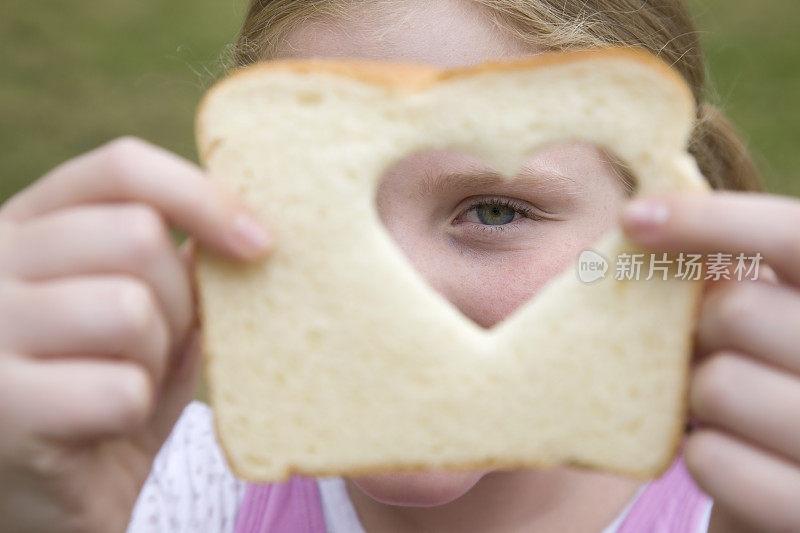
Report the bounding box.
[195,48,709,483]
[374,143,636,330]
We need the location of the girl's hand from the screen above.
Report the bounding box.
[622,191,800,533]
[0,137,272,533]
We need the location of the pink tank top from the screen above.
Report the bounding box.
[234,452,710,532]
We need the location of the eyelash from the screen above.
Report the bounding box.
[456,197,544,234]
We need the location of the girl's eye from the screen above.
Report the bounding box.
[454,197,543,234]
[474,203,517,225]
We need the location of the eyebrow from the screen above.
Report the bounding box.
[412,167,583,200]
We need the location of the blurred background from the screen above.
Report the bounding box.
[1,1,798,400]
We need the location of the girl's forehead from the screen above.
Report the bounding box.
[274,0,540,67]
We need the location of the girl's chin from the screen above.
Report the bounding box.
[348,469,488,507]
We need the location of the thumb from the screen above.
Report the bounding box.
[135,326,204,457]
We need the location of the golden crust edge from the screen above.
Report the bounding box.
[194,47,696,162]
[224,435,680,485]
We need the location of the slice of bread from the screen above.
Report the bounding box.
[195,48,709,483]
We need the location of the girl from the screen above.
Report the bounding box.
[1,0,798,531]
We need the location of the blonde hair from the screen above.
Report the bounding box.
[228,0,761,192]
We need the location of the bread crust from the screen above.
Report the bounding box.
[196,48,694,161]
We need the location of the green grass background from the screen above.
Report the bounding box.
[1,0,798,201]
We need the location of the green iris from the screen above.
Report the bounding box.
[476,204,516,225]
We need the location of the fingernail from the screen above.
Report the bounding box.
[232,213,271,252]
[623,199,670,233]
